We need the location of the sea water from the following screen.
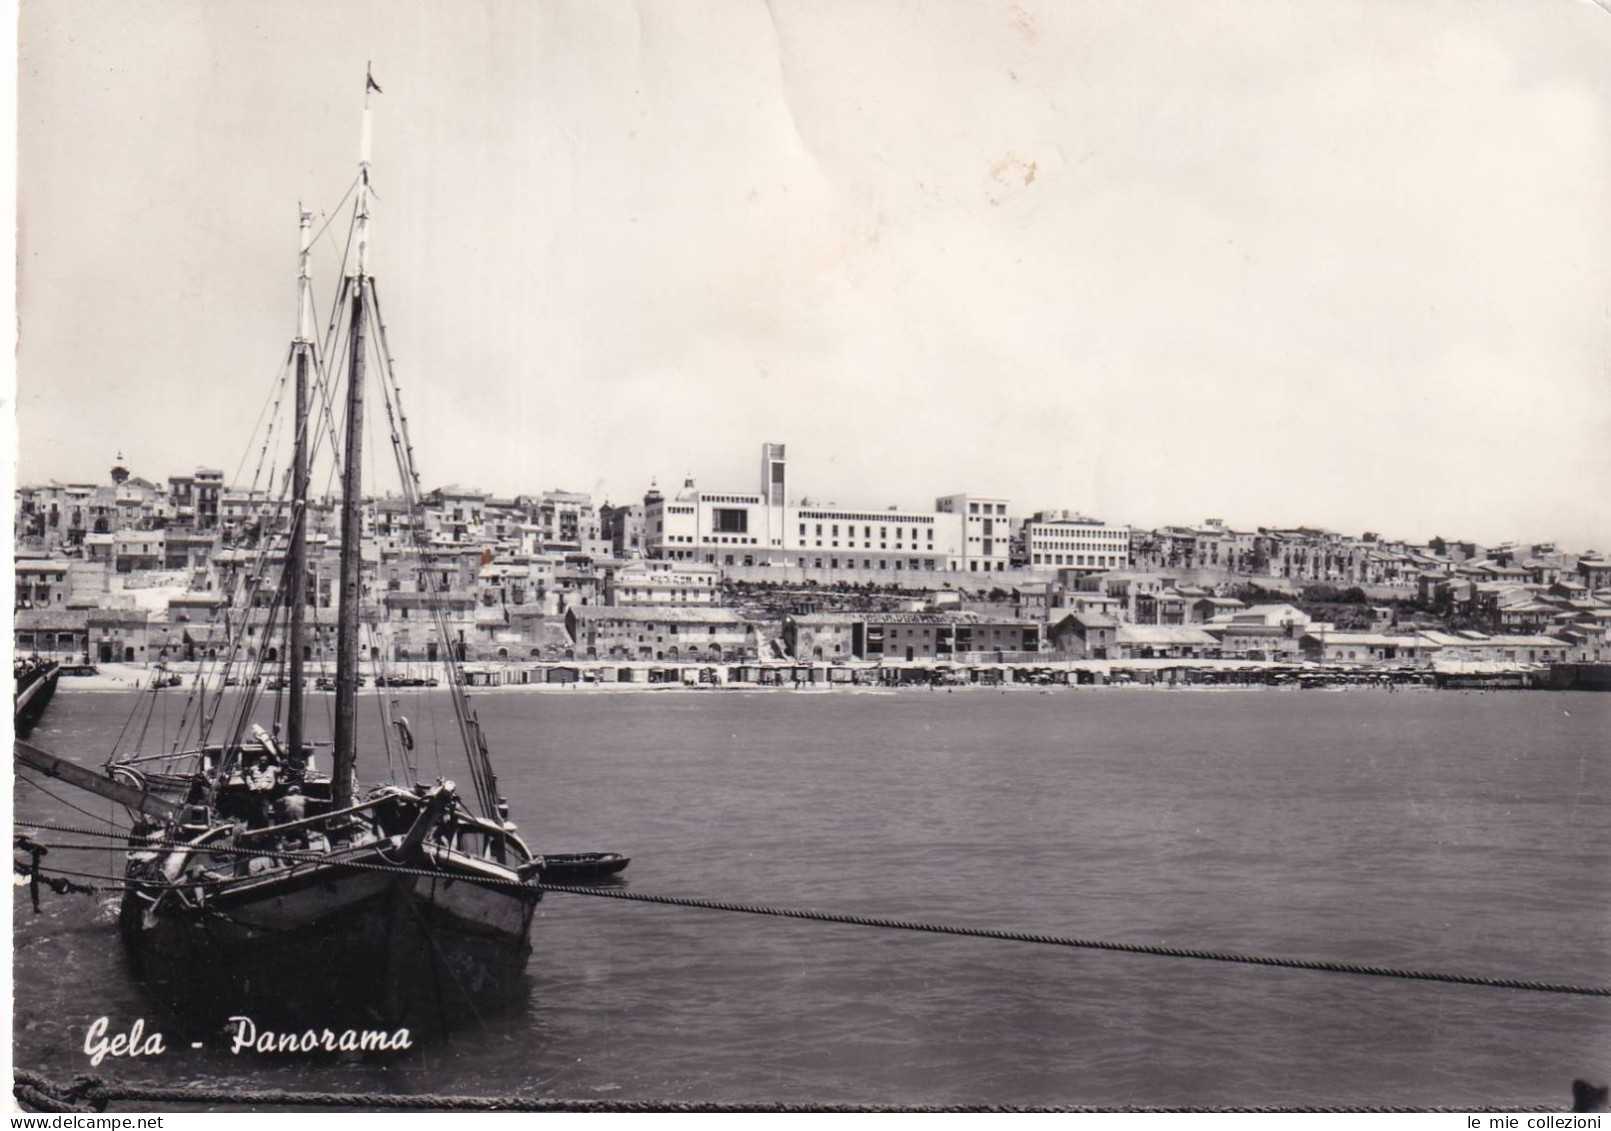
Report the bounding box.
[12,684,1609,1108]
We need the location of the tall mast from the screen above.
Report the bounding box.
[332,79,376,810]
[286,208,313,766]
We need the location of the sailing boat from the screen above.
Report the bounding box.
[113,80,545,1028]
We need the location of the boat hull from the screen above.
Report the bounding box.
[121,858,539,1030]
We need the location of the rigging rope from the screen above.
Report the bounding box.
[308,172,361,259]
[364,277,498,817]
[14,770,133,830]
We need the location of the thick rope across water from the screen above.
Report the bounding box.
[535,882,1611,998]
[19,820,1611,998]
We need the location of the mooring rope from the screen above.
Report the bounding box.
[16,819,1610,999]
[7,1070,1568,1114]
[533,882,1611,999]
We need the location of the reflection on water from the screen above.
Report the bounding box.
[13,685,1611,1108]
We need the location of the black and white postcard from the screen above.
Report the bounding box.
[10,0,1610,1120]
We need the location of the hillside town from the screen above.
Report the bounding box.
[13,443,1611,686]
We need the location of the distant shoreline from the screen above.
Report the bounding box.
[42,659,1565,696]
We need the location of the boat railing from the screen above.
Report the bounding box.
[445,810,536,864]
[234,788,412,844]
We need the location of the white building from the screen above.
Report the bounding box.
[642,443,1010,575]
[608,560,721,605]
[1024,511,1130,574]
[935,493,1013,573]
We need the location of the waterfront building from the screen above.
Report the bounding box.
[1208,603,1315,635]
[782,612,1041,662]
[1010,582,1059,620]
[87,608,155,664]
[228,606,344,663]
[1413,633,1572,666]
[641,442,1015,576]
[379,587,475,650]
[1555,623,1610,662]
[12,609,89,660]
[1202,621,1300,661]
[1297,632,1438,666]
[1051,591,1125,622]
[782,613,856,662]
[1114,624,1217,660]
[1191,597,1246,623]
[1135,590,1191,626]
[469,605,573,661]
[1493,601,1564,635]
[1023,511,1129,573]
[935,493,1014,573]
[1046,611,1116,659]
[869,613,1040,662]
[166,592,225,627]
[1470,583,1538,626]
[607,560,720,606]
[1085,572,1174,623]
[566,605,759,662]
[648,474,954,573]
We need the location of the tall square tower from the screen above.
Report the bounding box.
[761,443,787,507]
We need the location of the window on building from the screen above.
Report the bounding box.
[713,508,748,534]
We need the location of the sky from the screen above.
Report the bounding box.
[13,0,1611,551]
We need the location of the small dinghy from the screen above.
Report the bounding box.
[531,852,631,883]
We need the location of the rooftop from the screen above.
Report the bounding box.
[571,606,748,624]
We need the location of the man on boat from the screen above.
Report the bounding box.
[246,754,283,827]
